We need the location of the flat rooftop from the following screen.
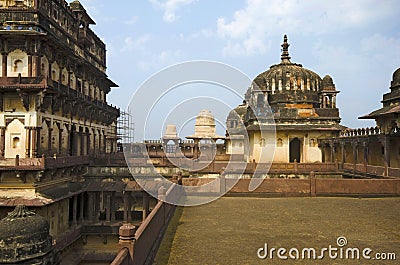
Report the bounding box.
[155,197,399,264]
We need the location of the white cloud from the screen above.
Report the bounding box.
[217,0,399,57]
[122,35,152,52]
[149,0,196,22]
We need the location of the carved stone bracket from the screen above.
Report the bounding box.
[16,88,30,111]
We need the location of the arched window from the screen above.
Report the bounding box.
[13,59,23,73]
[12,137,20,149]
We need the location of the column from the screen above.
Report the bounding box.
[58,128,63,155]
[87,192,94,222]
[383,136,390,168]
[123,192,129,222]
[2,54,7,77]
[142,192,149,221]
[127,192,132,222]
[352,142,357,164]
[28,54,32,77]
[73,195,78,226]
[86,131,90,155]
[0,127,5,158]
[79,193,84,223]
[330,142,335,162]
[363,142,369,166]
[94,192,100,222]
[111,192,116,222]
[25,127,31,158]
[106,192,111,222]
[72,130,78,156]
[341,142,345,165]
[80,132,85,156]
[33,55,40,77]
[93,132,96,154]
[48,127,52,151]
[30,128,37,158]
[36,127,41,156]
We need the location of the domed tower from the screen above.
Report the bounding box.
[0,205,58,264]
[227,35,345,163]
[360,67,400,134]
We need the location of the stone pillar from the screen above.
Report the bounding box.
[128,192,132,222]
[341,142,345,165]
[80,132,85,156]
[25,127,31,158]
[142,192,150,221]
[352,142,357,164]
[332,95,336,108]
[36,127,41,156]
[80,193,84,223]
[363,142,369,166]
[33,55,40,77]
[72,130,78,156]
[2,54,7,77]
[88,192,94,222]
[123,191,129,222]
[31,128,37,158]
[106,192,111,222]
[118,223,136,260]
[111,192,116,222]
[48,127,52,151]
[73,195,78,226]
[330,142,335,163]
[86,131,90,155]
[28,54,32,77]
[383,136,390,168]
[94,192,100,222]
[320,144,325,162]
[0,127,5,158]
[93,132,97,154]
[58,128,63,155]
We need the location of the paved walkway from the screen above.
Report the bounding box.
[155,197,399,265]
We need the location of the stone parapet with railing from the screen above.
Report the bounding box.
[339,126,382,137]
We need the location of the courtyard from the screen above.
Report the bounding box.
[155,197,399,265]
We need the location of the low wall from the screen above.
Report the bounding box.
[111,185,179,265]
[181,178,400,197]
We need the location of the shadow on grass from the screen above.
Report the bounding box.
[153,206,184,265]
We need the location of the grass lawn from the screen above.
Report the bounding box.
[154,197,400,265]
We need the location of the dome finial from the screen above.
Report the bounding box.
[281,34,291,63]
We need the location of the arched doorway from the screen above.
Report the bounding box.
[289,138,301,162]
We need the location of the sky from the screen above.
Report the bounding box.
[78,0,400,140]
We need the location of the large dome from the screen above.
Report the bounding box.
[391,67,400,88]
[254,35,322,93]
[0,205,55,264]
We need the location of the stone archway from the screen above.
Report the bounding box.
[289,138,301,162]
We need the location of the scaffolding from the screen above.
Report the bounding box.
[117,109,135,144]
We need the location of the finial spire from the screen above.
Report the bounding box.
[281,34,291,63]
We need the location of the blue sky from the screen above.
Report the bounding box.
[78,0,400,139]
